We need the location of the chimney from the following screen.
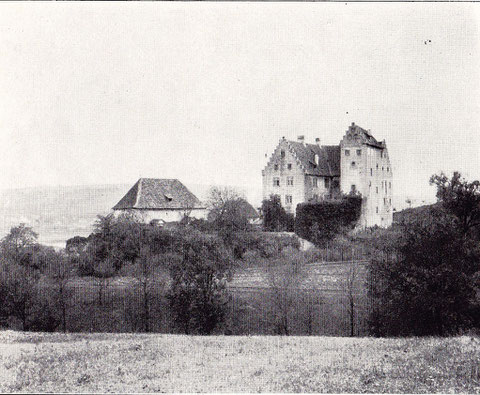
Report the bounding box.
[297,135,305,144]
[315,138,321,146]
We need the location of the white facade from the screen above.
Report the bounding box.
[114,208,208,224]
[262,123,393,228]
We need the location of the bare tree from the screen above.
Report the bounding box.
[265,248,306,335]
[127,247,167,332]
[46,253,75,332]
[341,260,363,336]
[93,259,116,306]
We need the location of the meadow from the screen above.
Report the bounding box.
[1,331,479,393]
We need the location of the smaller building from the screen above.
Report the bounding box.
[112,178,207,223]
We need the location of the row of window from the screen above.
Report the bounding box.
[273,177,294,187]
[349,161,390,174]
[369,165,390,175]
[272,194,293,205]
[274,163,293,171]
[345,149,388,159]
[273,176,330,188]
[345,149,362,157]
[375,198,392,214]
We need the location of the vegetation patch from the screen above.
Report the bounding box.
[295,195,363,245]
[1,331,479,393]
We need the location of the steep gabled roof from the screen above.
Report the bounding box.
[113,178,206,210]
[286,141,341,177]
[345,123,385,148]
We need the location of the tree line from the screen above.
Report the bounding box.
[1,174,479,337]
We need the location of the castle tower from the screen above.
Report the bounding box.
[340,123,393,228]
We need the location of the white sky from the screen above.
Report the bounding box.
[1,2,479,202]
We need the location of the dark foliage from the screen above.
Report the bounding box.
[261,195,294,232]
[369,173,480,336]
[430,171,480,237]
[167,229,233,334]
[295,195,362,245]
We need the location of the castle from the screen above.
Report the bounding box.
[262,123,393,228]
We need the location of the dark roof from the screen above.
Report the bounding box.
[347,124,385,148]
[113,178,206,210]
[286,141,340,177]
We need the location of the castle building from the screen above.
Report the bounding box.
[262,123,393,228]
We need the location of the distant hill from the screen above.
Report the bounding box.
[0,182,263,248]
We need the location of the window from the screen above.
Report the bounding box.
[312,193,319,201]
[387,167,389,172]
[376,186,378,194]
[356,149,362,156]
[312,178,318,187]
[287,176,294,186]
[287,163,292,170]
[345,149,350,156]
[389,198,391,204]
[389,182,391,189]
[382,166,384,172]
[274,164,278,170]
[351,161,356,168]
[324,178,330,188]
[351,184,356,193]
[376,163,379,169]
[370,168,373,176]
[273,177,280,187]
[380,152,383,158]
[281,150,285,159]
[376,206,379,214]
[285,195,292,204]
[369,181,371,187]
[384,198,386,205]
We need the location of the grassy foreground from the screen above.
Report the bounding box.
[1,331,479,393]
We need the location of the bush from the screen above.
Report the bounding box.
[167,229,233,334]
[295,195,362,245]
[369,207,480,336]
[261,195,294,232]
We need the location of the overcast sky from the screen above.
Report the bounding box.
[1,2,479,202]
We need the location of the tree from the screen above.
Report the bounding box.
[430,171,480,238]
[126,247,168,332]
[341,261,364,336]
[265,247,306,335]
[0,262,40,330]
[66,236,88,256]
[261,195,294,232]
[368,208,479,336]
[92,259,116,306]
[167,229,233,334]
[207,186,250,232]
[0,224,38,266]
[45,252,75,332]
[87,213,144,272]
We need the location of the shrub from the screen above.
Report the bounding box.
[295,195,362,245]
[261,195,294,232]
[167,229,233,334]
[368,207,479,336]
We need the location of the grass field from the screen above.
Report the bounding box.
[1,331,479,393]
